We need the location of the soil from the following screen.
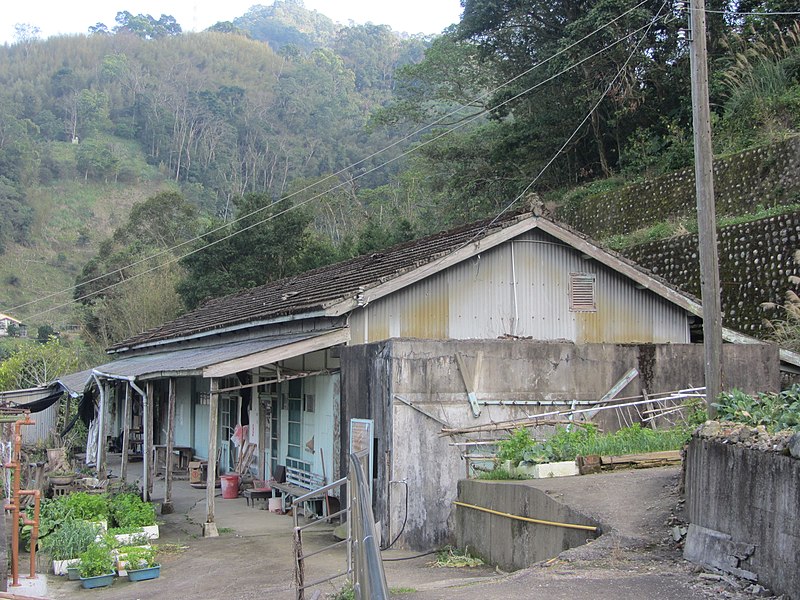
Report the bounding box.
[43,463,781,599]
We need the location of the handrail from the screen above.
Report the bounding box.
[349,452,389,600]
[291,476,346,505]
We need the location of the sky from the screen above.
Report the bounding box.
[1,0,464,45]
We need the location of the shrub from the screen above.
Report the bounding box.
[110,493,156,528]
[61,492,109,521]
[78,543,114,578]
[715,386,800,432]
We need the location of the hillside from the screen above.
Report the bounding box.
[0,3,428,332]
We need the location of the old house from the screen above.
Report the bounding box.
[83,210,790,544]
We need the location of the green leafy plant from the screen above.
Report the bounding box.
[120,546,158,571]
[60,492,110,521]
[714,386,800,432]
[41,519,98,560]
[110,493,156,528]
[522,423,691,464]
[496,427,536,464]
[78,542,114,578]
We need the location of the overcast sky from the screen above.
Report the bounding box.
[2,1,463,45]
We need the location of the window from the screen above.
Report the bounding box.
[304,394,315,413]
[569,272,597,312]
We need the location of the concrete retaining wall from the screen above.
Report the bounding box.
[455,479,599,571]
[341,340,779,550]
[685,438,800,598]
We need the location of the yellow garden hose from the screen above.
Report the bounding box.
[453,500,599,532]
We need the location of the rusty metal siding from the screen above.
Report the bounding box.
[350,230,689,344]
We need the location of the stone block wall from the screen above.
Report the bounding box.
[623,212,800,336]
[558,136,800,238]
[684,431,800,598]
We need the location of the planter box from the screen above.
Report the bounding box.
[531,460,579,479]
[67,565,81,581]
[127,565,161,582]
[112,530,147,546]
[80,572,115,589]
[52,557,80,575]
[115,545,152,576]
[142,524,159,540]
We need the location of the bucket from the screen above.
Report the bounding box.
[268,497,282,513]
[220,474,241,499]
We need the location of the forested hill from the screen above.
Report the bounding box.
[0,2,429,342]
[0,0,798,354]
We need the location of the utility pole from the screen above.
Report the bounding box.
[687,0,722,416]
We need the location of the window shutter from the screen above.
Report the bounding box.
[570,273,597,312]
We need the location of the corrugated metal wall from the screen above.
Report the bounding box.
[349,229,689,344]
[21,403,59,445]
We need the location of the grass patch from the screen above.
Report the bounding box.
[390,587,416,594]
[431,545,484,568]
[525,423,691,463]
[475,467,523,480]
[154,543,189,556]
[217,527,234,534]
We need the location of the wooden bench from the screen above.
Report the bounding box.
[271,467,326,517]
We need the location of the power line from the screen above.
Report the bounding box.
[10,7,667,321]
[8,0,653,317]
[699,8,800,15]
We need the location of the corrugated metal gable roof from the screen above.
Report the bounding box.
[110,211,531,350]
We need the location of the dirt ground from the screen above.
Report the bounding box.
[43,463,777,599]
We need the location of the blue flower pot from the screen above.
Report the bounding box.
[67,566,81,581]
[127,565,160,582]
[80,573,115,589]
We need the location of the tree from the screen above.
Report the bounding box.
[113,12,182,39]
[0,338,83,390]
[177,195,334,309]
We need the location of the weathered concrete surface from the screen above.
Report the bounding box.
[341,339,779,550]
[685,436,800,599]
[456,479,599,571]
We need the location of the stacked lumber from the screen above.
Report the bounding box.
[234,441,256,474]
[577,450,681,474]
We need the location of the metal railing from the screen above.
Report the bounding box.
[292,452,388,600]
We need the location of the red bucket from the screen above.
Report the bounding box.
[220,474,241,499]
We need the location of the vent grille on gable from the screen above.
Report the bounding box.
[569,272,596,312]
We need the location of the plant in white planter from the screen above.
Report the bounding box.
[110,493,159,539]
[41,519,98,575]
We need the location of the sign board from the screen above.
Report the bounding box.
[349,418,374,491]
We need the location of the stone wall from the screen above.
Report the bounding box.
[684,425,800,598]
[623,212,800,336]
[558,136,800,238]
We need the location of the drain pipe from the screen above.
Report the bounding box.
[453,501,599,532]
[93,371,148,500]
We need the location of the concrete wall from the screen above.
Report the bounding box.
[341,339,779,550]
[456,479,599,571]
[685,438,800,599]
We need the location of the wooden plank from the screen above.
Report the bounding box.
[205,378,219,535]
[600,450,682,467]
[456,352,481,418]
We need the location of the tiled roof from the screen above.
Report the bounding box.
[110,211,531,351]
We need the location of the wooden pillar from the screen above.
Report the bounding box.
[121,384,132,481]
[162,378,177,514]
[204,378,219,537]
[144,381,155,501]
[258,388,267,480]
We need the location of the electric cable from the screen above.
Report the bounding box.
[6,2,660,318]
[381,479,408,550]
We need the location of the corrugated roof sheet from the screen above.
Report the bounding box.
[111,211,534,350]
[55,369,94,396]
[97,332,323,379]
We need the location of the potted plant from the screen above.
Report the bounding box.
[48,470,76,486]
[122,546,161,582]
[41,519,98,575]
[110,493,158,539]
[108,526,149,547]
[78,542,115,589]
